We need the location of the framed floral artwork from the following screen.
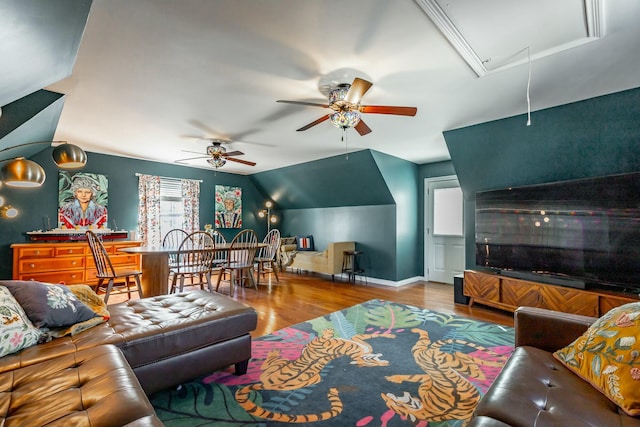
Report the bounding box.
[215,185,242,228]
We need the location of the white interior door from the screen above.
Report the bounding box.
[425,177,465,284]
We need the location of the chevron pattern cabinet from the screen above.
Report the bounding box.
[464,270,638,317]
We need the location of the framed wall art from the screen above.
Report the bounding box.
[58,171,109,229]
[215,185,242,228]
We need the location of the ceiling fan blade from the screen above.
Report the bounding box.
[277,100,329,108]
[344,78,373,104]
[359,105,417,116]
[354,119,372,136]
[226,157,256,166]
[222,150,244,157]
[297,114,331,131]
[175,155,209,162]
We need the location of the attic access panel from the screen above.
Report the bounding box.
[416,0,603,75]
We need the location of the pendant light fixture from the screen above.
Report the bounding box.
[0,141,87,187]
[52,142,88,169]
[0,157,46,187]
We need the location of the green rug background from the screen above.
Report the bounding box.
[150,299,514,426]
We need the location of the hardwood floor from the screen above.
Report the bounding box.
[111,270,514,337]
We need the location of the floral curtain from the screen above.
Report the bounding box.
[181,178,200,233]
[137,174,161,246]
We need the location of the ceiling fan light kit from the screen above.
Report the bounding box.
[278,77,417,135]
[207,157,226,169]
[330,110,361,129]
[175,140,256,170]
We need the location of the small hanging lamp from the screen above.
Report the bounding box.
[0,157,46,187]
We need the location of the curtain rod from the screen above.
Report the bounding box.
[135,172,202,183]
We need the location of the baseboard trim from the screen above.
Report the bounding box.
[367,276,426,287]
[285,270,426,288]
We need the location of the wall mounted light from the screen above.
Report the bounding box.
[0,205,19,219]
[258,200,278,232]
[0,141,87,187]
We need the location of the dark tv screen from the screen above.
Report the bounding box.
[475,172,640,294]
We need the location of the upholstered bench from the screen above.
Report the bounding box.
[0,344,163,427]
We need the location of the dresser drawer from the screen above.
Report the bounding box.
[16,247,55,258]
[54,245,87,257]
[19,257,85,273]
[17,270,85,285]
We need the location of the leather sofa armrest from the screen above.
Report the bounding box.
[514,306,597,352]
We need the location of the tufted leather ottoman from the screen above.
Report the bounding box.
[103,290,258,394]
[0,344,163,427]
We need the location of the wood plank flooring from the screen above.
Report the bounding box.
[112,270,514,337]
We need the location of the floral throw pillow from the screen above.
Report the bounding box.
[553,301,640,416]
[0,280,98,329]
[0,286,42,357]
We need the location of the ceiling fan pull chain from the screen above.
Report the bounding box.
[343,128,349,160]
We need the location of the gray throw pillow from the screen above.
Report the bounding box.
[0,280,98,329]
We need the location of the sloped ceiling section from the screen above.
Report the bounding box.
[0,0,91,161]
[0,0,92,106]
[249,150,395,210]
[0,91,65,163]
[444,86,640,198]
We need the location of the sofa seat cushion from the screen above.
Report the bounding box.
[471,346,640,427]
[0,344,163,427]
[102,290,257,370]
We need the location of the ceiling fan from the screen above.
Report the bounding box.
[175,139,256,169]
[277,77,417,136]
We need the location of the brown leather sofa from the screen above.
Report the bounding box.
[468,306,640,427]
[0,290,257,426]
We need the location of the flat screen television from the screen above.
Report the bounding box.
[475,172,640,296]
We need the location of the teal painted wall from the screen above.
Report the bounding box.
[371,151,419,279]
[444,86,640,269]
[280,205,396,280]
[0,150,267,279]
[251,149,421,281]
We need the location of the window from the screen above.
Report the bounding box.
[433,186,464,236]
[159,178,185,238]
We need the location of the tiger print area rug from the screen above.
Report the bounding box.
[150,299,514,426]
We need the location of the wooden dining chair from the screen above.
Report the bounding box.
[163,228,189,273]
[216,229,259,294]
[255,229,280,284]
[169,231,217,293]
[86,230,143,303]
[211,230,227,267]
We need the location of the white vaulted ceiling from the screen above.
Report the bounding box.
[43,0,640,174]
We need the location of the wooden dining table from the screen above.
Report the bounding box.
[119,242,267,297]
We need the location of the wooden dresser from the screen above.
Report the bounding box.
[464,270,639,317]
[11,241,141,285]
